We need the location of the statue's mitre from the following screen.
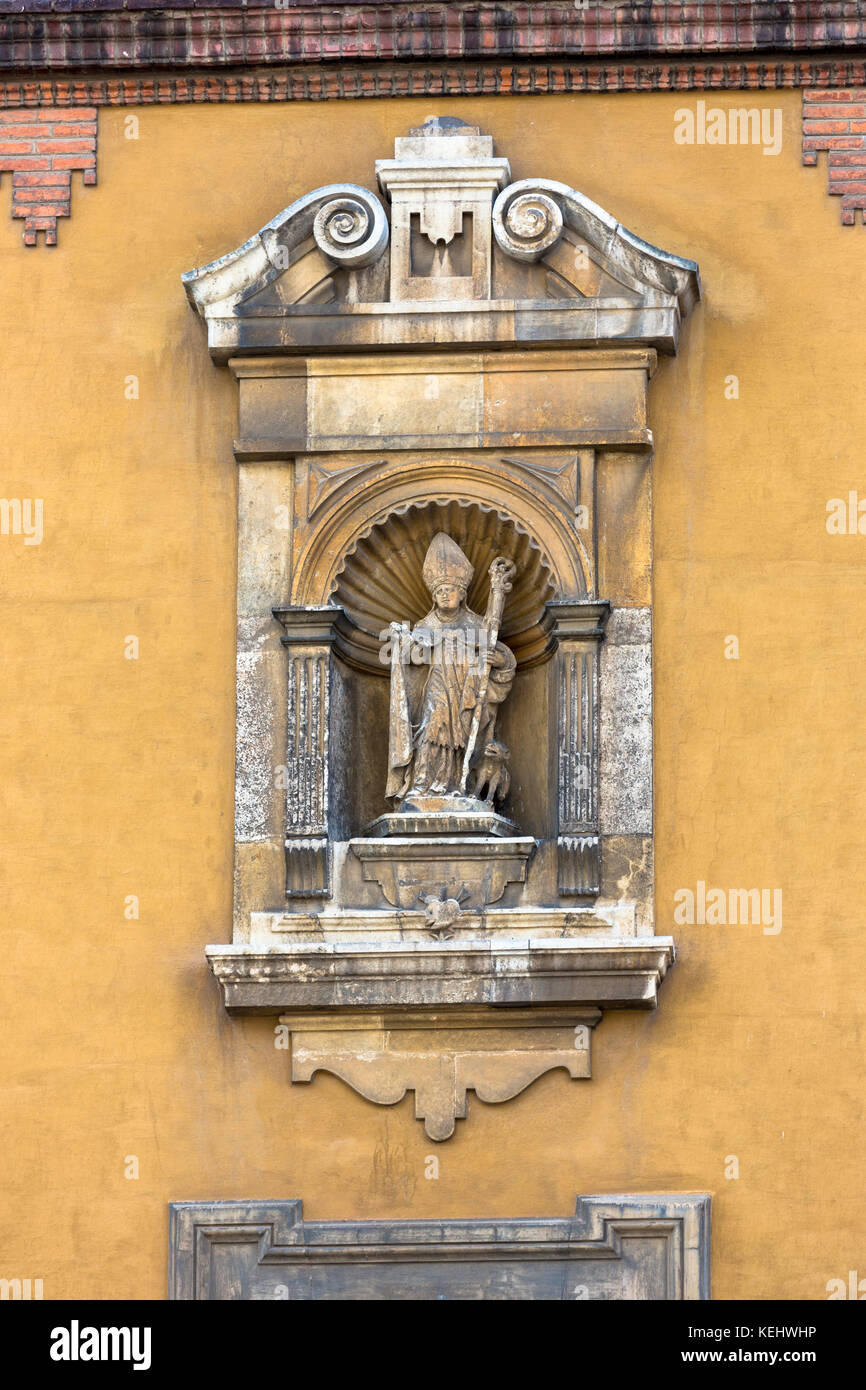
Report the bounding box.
[422,533,474,591]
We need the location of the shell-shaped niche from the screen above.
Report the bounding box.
[330,500,557,672]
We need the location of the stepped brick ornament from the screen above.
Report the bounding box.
[803,88,866,225]
[186,120,701,1139]
[0,106,96,246]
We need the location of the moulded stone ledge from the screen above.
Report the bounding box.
[206,936,675,1014]
[209,298,680,363]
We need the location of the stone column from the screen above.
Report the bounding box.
[548,600,610,895]
[273,606,340,899]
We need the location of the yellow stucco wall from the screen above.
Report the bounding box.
[1,90,863,1300]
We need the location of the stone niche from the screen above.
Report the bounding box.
[184,117,701,1142]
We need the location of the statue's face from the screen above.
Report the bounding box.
[432,583,465,618]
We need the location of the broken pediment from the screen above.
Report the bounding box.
[183,116,700,359]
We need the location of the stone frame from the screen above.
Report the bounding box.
[184,117,700,1138]
[169,1194,711,1301]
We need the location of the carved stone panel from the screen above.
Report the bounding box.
[169,1195,711,1300]
[275,607,340,898]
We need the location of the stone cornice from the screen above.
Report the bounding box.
[206,936,676,1013]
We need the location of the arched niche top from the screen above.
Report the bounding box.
[289,456,592,637]
[329,499,557,672]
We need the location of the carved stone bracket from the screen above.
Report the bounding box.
[284,1007,599,1141]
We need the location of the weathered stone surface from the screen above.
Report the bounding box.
[250,902,637,944]
[234,649,279,844]
[169,1193,711,1300]
[230,350,656,457]
[207,937,674,1014]
[599,607,653,836]
[558,835,601,895]
[376,118,509,303]
[274,607,340,899]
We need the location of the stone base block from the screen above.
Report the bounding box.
[350,834,535,908]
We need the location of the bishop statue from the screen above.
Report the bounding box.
[385,533,516,810]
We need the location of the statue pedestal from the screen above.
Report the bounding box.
[350,832,534,909]
[366,809,518,839]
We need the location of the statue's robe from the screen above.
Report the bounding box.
[386,604,515,802]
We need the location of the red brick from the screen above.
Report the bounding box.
[0,124,50,139]
[34,107,95,121]
[13,186,68,202]
[803,135,864,149]
[0,156,50,170]
[804,90,866,103]
[37,139,93,154]
[804,89,854,102]
[802,119,850,134]
[14,197,69,215]
[13,171,69,187]
[804,103,866,119]
[50,154,95,170]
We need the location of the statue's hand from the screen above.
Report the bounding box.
[485,645,504,670]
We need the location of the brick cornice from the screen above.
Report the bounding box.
[1,3,864,75]
[3,55,864,108]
